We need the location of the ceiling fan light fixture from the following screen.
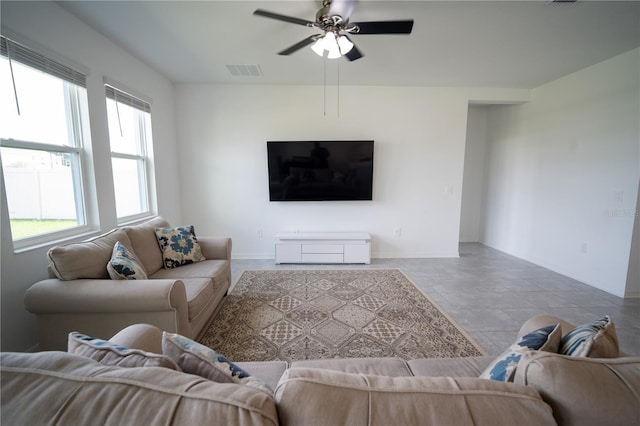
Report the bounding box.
[324,32,341,58]
[311,37,326,56]
[327,47,342,59]
[311,32,353,59]
[337,35,353,54]
[255,2,414,62]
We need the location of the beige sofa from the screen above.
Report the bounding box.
[2,315,638,425]
[24,216,231,350]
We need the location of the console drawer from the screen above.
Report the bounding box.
[301,253,344,263]
[302,244,344,254]
[275,244,302,263]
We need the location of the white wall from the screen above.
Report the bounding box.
[0,1,181,351]
[625,179,640,298]
[481,49,640,297]
[460,106,488,242]
[174,85,528,259]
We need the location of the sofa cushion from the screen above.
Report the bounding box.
[68,332,179,370]
[1,352,279,426]
[480,324,562,382]
[47,228,132,280]
[123,216,169,275]
[559,315,619,357]
[155,225,206,269]
[150,262,231,323]
[275,367,556,426]
[408,356,494,377]
[162,332,273,396]
[150,259,229,283]
[514,351,640,426]
[290,357,413,376]
[181,278,214,322]
[236,361,289,391]
[106,241,148,280]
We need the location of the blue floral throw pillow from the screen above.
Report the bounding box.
[480,323,562,382]
[559,315,618,358]
[155,225,206,269]
[162,332,273,396]
[106,241,148,280]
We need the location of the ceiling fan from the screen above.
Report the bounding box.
[254,0,414,61]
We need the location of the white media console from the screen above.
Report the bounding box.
[275,232,371,264]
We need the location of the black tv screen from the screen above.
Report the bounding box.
[267,141,374,201]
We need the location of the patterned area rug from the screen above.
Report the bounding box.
[198,269,486,362]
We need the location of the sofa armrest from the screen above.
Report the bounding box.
[198,237,232,260]
[109,323,164,353]
[24,278,188,314]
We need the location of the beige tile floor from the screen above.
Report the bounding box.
[231,243,640,356]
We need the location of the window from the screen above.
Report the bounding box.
[105,84,153,221]
[0,36,89,245]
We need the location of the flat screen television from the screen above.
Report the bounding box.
[267,141,374,201]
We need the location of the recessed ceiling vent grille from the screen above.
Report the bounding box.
[225,64,263,77]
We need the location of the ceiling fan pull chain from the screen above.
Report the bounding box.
[114,89,124,137]
[323,55,327,117]
[337,59,340,118]
[6,40,21,116]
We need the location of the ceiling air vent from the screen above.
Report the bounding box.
[225,64,263,77]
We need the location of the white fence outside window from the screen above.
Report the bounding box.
[5,168,76,219]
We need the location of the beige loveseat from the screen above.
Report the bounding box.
[2,315,638,425]
[24,216,231,350]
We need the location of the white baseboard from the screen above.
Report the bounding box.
[373,252,460,258]
[232,254,273,260]
[232,252,461,260]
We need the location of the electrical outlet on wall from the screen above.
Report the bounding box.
[257,229,263,238]
[394,228,402,237]
[613,190,624,204]
[445,185,454,195]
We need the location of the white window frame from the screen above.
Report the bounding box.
[105,83,154,224]
[1,35,92,250]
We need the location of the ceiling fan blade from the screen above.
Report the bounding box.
[351,20,414,34]
[329,0,358,20]
[344,40,364,62]
[253,9,314,26]
[278,35,318,56]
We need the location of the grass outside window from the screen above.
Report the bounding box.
[10,219,77,240]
